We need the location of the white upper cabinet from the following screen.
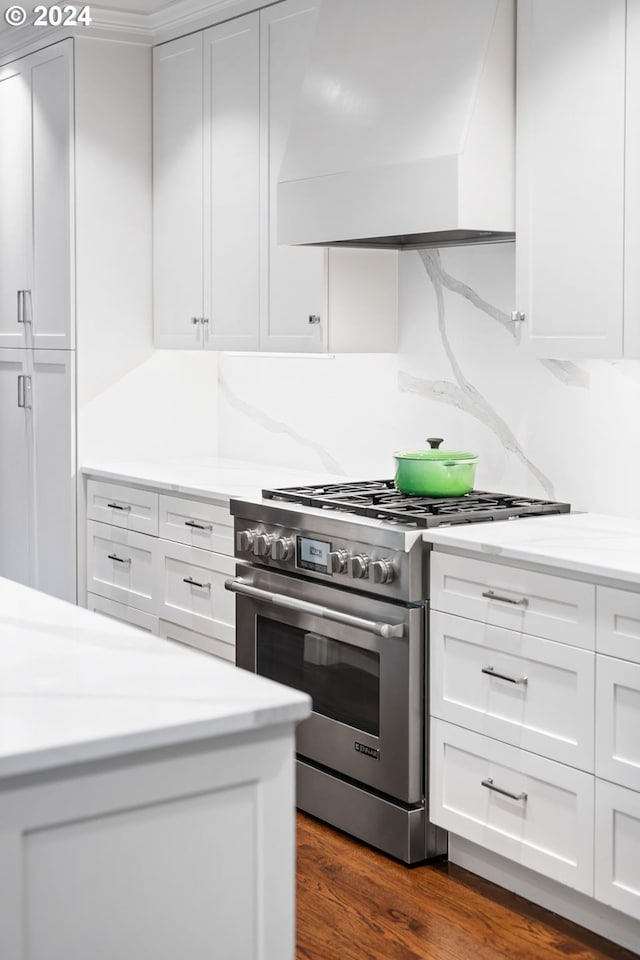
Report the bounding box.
[515,0,628,358]
[152,0,397,353]
[153,34,204,349]
[259,0,325,352]
[203,14,260,351]
[0,43,73,350]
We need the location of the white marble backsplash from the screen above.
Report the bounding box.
[217,242,640,518]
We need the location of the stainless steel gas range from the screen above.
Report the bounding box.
[225,481,570,864]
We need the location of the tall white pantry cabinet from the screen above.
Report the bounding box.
[0,37,152,602]
[0,42,75,601]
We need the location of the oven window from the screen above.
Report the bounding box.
[256,616,380,736]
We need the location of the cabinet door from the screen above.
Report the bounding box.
[516,0,625,358]
[29,42,73,349]
[0,61,31,348]
[30,350,76,602]
[203,14,260,351]
[260,0,326,352]
[153,35,205,349]
[0,350,32,586]
[595,779,640,920]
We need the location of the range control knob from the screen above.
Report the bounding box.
[348,554,370,579]
[327,549,349,574]
[253,533,274,557]
[236,528,259,553]
[271,537,295,561]
[369,559,395,585]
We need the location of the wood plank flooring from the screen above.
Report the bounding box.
[296,813,639,960]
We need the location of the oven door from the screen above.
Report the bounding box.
[228,562,423,804]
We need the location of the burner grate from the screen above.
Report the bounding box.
[262,481,570,527]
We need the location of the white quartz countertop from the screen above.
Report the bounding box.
[0,577,310,781]
[81,457,349,503]
[424,512,640,588]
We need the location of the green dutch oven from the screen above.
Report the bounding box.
[394,437,478,497]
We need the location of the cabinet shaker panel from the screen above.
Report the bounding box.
[153,35,205,349]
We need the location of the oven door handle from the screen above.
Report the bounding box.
[225,578,404,639]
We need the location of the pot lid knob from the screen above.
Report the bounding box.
[426,437,444,449]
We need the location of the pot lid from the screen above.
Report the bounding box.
[394,437,477,461]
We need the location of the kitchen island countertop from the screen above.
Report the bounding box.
[0,575,310,780]
[423,511,640,589]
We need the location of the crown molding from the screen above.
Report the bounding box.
[0,0,279,58]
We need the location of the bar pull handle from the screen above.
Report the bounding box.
[17,289,31,324]
[185,520,213,531]
[17,375,32,409]
[481,777,527,803]
[183,576,211,590]
[482,589,529,607]
[107,553,131,564]
[107,502,132,512]
[225,577,405,639]
[481,665,528,685]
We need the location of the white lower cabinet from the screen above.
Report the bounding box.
[157,540,235,640]
[430,611,595,769]
[430,719,594,894]
[429,548,640,932]
[595,779,640,919]
[159,619,234,663]
[85,480,236,664]
[596,654,640,792]
[87,593,159,634]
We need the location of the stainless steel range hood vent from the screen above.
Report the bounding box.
[278,0,515,250]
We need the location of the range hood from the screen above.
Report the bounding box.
[278,0,515,250]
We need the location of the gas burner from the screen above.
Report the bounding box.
[262,481,570,528]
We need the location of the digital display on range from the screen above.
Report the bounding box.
[297,536,331,573]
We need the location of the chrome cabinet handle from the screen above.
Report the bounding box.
[17,289,31,324]
[107,553,131,564]
[17,375,32,409]
[481,777,527,802]
[225,577,405,639]
[183,576,211,590]
[481,665,528,685]
[107,502,131,512]
[482,589,529,607]
[184,520,212,531]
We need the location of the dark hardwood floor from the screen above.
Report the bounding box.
[296,813,639,960]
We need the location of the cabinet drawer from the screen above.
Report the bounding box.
[596,655,640,792]
[597,586,640,662]
[87,593,159,634]
[157,540,235,639]
[430,552,595,648]
[87,521,157,614]
[430,719,594,894]
[86,480,159,536]
[158,494,232,555]
[430,612,595,770]
[595,779,640,921]
[159,619,235,664]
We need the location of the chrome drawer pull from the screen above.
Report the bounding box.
[482,589,529,607]
[481,777,527,802]
[481,665,528,685]
[183,576,211,590]
[107,553,131,565]
[107,502,132,512]
[184,520,213,531]
[17,289,31,324]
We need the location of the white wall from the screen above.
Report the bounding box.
[218,243,640,517]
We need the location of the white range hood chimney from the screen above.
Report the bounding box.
[278,0,515,249]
